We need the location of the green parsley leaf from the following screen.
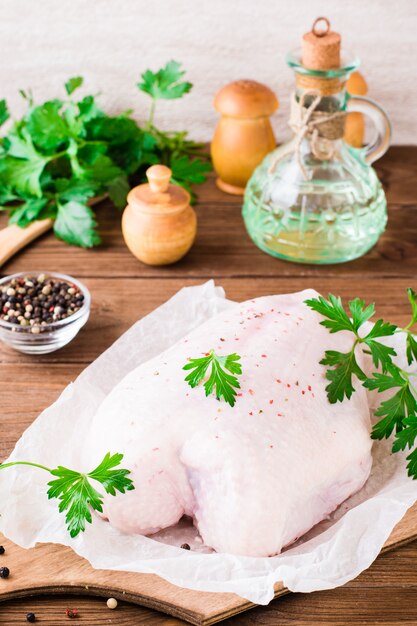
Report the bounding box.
[77,95,102,123]
[79,153,124,185]
[360,319,398,372]
[54,199,101,248]
[305,294,354,333]
[348,298,375,332]
[171,155,212,186]
[138,60,192,101]
[392,416,417,453]
[63,101,84,137]
[86,115,145,175]
[65,76,84,96]
[0,100,9,126]
[404,448,417,480]
[0,453,134,539]
[8,197,49,227]
[183,350,242,407]
[407,288,417,328]
[362,340,397,373]
[320,349,367,403]
[363,319,398,340]
[4,128,44,160]
[0,186,18,204]
[107,175,130,209]
[406,333,417,366]
[363,366,406,392]
[86,115,140,144]
[27,100,69,152]
[55,177,98,203]
[86,452,134,496]
[0,153,48,197]
[371,382,416,440]
[48,468,104,537]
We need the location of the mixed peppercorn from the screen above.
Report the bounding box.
[0,274,85,334]
[0,547,8,580]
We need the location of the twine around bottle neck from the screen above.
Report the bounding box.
[268,89,347,179]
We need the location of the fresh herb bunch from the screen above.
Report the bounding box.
[0,61,211,248]
[0,452,134,537]
[305,290,417,478]
[0,79,139,247]
[183,350,242,407]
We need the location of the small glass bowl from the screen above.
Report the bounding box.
[0,271,91,355]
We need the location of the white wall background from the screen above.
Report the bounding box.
[0,0,416,144]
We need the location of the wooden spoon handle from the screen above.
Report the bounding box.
[0,219,53,270]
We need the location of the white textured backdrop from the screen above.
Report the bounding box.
[0,0,416,144]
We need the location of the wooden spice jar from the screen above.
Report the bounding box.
[211,80,278,195]
[122,165,196,265]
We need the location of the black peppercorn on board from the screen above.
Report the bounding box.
[1,505,417,626]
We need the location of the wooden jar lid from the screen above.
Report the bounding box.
[127,165,190,214]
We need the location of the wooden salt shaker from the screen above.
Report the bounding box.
[122,165,196,265]
[211,80,278,195]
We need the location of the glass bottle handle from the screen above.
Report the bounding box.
[346,95,392,164]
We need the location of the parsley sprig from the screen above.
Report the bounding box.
[138,60,192,126]
[0,452,134,537]
[305,289,417,478]
[183,350,242,407]
[0,61,211,247]
[137,60,211,201]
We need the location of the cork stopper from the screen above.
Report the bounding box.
[302,17,341,70]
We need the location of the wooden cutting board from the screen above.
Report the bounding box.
[1,502,417,626]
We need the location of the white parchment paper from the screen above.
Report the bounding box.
[1,280,417,605]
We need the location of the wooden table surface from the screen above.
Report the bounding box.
[0,145,416,625]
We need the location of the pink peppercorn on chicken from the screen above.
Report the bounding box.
[87,289,372,557]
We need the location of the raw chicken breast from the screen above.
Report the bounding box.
[86,289,372,557]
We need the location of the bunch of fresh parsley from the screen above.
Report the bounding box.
[0,452,134,537]
[306,290,417,478]
[0,61,211,248]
